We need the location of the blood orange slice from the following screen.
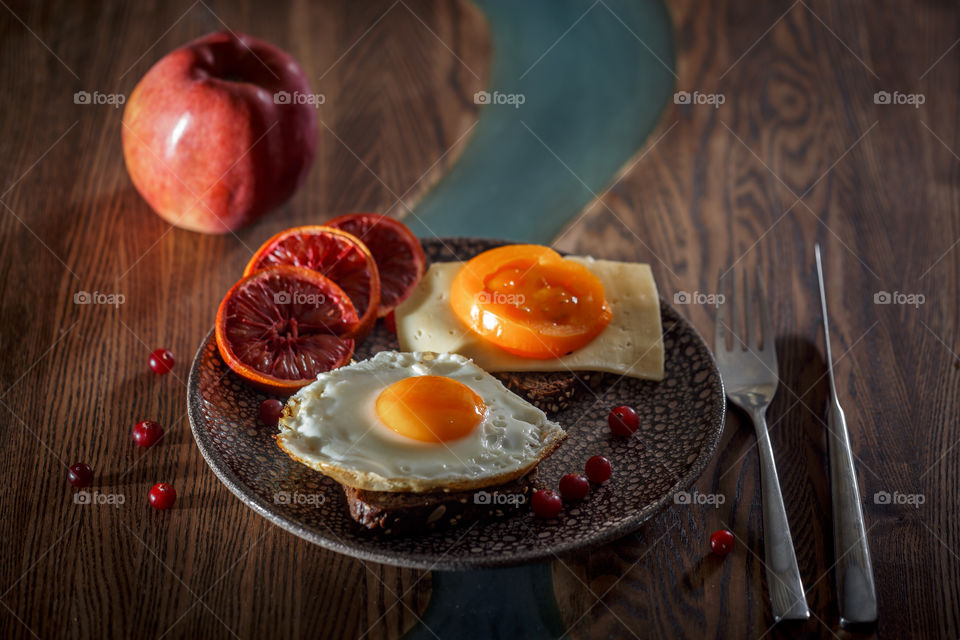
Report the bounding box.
[244,226,380,340]
[215,265,357,394]
[324,214,426,317]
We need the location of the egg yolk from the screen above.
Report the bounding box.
[375,375,486,443]
[450,245,612,358]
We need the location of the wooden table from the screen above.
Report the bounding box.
[1,1,957,638]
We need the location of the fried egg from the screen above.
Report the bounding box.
[276,351,567,493]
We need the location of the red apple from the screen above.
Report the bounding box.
[122,31,318,234]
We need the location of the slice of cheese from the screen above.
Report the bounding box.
[394,256,664,380]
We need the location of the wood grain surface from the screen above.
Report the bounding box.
[1,1,958,639]
[554,1,960,638]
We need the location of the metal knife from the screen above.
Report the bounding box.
[815,243,878,627]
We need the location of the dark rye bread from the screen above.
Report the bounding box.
[493,369,607,414]
[339,371,598,533]
[337,371,606,533]
[344,469,538,535]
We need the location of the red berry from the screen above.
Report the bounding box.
[384,310,397,334]
[148,482,177,510]
[710,529,734,556]
[132,420,164,448]
[584,455,612,483]
[148,348,175,375]
[68,462,93,488]
[559,474,590,501]
[531,489,563,518]
[258,399,284,425]
[608,405,639,436]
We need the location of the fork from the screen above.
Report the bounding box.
[715,267,810,622]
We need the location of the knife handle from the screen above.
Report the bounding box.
[827,399,878,626]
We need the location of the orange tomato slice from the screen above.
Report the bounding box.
[450,245,612,358]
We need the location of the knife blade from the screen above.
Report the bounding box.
[815,243,878,627]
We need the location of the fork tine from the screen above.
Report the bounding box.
[730,267,739,348]
[740,268,750,351]
[757,266,774,357]
[747,268,759,351]
[715,269,726,351]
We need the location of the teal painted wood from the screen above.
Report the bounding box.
[405,0,676,244]
[403,3,674,637]
[403,564,566,640]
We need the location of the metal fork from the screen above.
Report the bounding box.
[715,267,810,622]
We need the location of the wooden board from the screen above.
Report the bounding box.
[553,1,960,638]
[0,1,486,638]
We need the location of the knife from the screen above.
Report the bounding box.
[815,243,878,627]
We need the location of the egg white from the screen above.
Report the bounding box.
[276,351,567,493]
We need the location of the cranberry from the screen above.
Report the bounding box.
[259,399,284,426]
[148,483,177,510]
[148,348,175,375]
[68,462,93,488]
[710,529,734,556]
[584,455,612,483]
[384,310,397,334]
[531,489,563,518]
[608,405,639,436]
[559,474,590,501]
[132,420,164,448]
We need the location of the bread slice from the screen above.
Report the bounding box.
[343,469,538,534]
[493,370,607,414]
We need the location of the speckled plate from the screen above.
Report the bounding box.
[188,238,725,570]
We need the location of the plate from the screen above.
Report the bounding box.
[188,237,725,569]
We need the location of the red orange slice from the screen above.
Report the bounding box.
[324,213,426,317]
[244,225,380,339]
[215,265,357,394]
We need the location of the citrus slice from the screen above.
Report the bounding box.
[324,213,426,316]
[215,265,358,394]
[244,226,380,340]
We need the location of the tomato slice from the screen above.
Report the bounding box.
[450,245,612,358]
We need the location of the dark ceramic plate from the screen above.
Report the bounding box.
[188,238,725,570]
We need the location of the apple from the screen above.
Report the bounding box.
[122,31,318,234]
